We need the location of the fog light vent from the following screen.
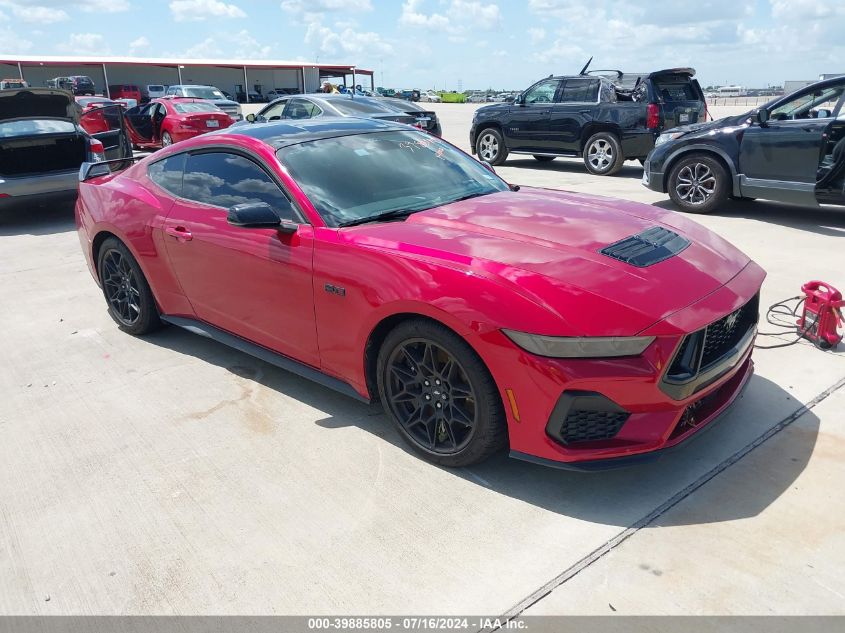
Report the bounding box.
[546,391,630,446]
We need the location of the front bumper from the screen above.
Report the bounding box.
[641,158,665,192]
[482,261,765,468]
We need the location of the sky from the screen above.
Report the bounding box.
[0,0,843,90]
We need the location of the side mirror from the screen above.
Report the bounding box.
[756,109,769,126]
[246,112,256,123]
[227,201,289,230]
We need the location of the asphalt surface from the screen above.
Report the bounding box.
[1,103,843,616]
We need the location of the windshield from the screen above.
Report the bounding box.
[184,87,226,100]
[173,102,220,113]
[0,119,76,138]
[277,130,509,227]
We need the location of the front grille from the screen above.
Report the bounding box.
[665,293,759,385]
[700,294,759,367]
[600,227,690,268]
[560,409,629,444]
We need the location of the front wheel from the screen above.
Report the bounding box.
[475,128,508,166]
[97,237,161,335]
[583,132,624,175]
[377,319,507,467]
[668,154,730,214]
[161,131,173,147]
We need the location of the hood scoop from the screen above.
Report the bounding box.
[599,226,690,267]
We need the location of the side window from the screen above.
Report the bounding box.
[261,100,287,120]
[561,78,599,103]
[148,153,186,197]
[523,80,561,104]
[771,85,845,121]
[182,152,295,220]
[284,98,317,120]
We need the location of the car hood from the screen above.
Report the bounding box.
[668,112,752,137]
[343,188,752,335]
[0,88,78,123]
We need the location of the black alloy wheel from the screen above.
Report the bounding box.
[97,237,161,335]
[377,319,507,466]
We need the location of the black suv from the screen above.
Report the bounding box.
[46,75,96,96]
[469,67,706,175]
[644,75,845,213]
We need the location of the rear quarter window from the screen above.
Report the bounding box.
[148,153,186,197]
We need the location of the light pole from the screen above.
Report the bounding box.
[177,65,184,85]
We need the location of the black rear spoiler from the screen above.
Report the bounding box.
[79,155,143,182]
[649,67,696,78]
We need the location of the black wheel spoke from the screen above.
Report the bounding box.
[101,249,142,327]
[385,337,478,455]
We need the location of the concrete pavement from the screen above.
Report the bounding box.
[0,103,843,616]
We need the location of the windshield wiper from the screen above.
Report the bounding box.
[338,208,420,228]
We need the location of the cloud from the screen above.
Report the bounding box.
[56,32,110,55]
[128,36,149,54]
[0,2,69,23]
[280,0,372,12]
[399,0,500,34]
[79,0,130,12]
[305,20,392,55]
[169,0,245,22]
[0,25,32,53]
[527,27,545,43]
[178,29,273,58]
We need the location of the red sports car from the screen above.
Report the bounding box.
[76,118,765,469]
[123,97,233,149]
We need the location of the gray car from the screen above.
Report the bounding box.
[0,88,130,210]
[239,93,442,136]
[165,85,242,120]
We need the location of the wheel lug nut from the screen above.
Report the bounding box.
[424,380,430,386]
[436,402,442,408]
[435,379,440,385]
[425,394,431,400]
[442,394,447,400]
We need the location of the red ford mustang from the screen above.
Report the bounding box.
[123,97,233,149]
[76,118,765,469]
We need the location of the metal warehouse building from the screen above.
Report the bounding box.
[0,55,374,100]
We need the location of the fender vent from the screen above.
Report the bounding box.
[600,227,690,267]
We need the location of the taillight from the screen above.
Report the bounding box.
[89,138,106,162]
[646,103,660,130]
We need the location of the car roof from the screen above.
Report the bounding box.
[218,117,408,149]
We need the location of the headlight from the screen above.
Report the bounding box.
[502,330,655,358]
[655,131,685,147]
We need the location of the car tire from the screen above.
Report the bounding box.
[475,127,508,166]
[533,155,556,162]
[377,319,508,467]
[583,132,624,175]
[668,154,730,214]
[97,237,161,336]
[161,131,173,147]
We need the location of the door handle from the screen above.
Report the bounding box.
[165,225,192,241]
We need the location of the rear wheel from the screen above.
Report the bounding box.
[377,319,507,467]
[533,155,555,162]
[97,237,161,335]
[583,132,624,175]
[668,154,730,214]
[475,128,508,166]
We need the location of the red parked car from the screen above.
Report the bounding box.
[123,97,233,149]
[75,118,765,469]
[108,84,143,104]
